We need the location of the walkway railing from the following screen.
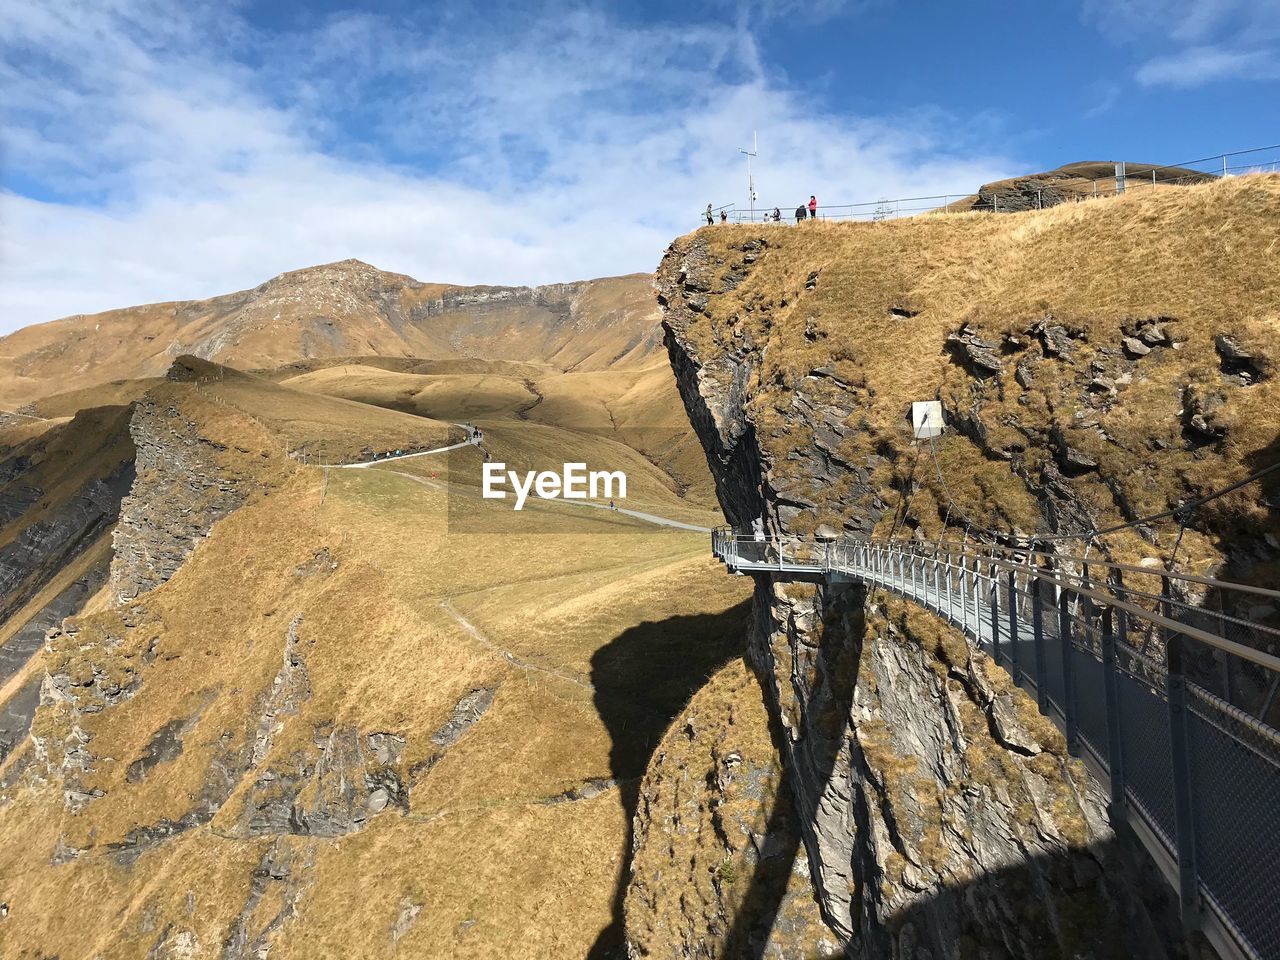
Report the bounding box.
[709,143,1280,224]
[712,529,1280,960]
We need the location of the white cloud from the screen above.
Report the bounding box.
[1084,0,1280,88]
[0,0,1015,333]
[1136,45,1280,87]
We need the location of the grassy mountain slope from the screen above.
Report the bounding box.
[0,261,662,410]
[278,356,719,506]
[0,362,748,957]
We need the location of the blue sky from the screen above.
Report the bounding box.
[1,0,1278,332]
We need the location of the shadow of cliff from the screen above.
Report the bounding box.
[1215,430,1280,575]
[723,581,862,959]
[1179,431,1280,726]
[859,834,1182,960]
[586,600,751,959]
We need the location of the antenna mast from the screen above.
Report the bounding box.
[739,131,758,222]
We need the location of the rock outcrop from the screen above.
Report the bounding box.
[638,215,1230,956]
[109,388,274,601]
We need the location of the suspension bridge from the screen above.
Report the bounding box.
[712,530,1280,960]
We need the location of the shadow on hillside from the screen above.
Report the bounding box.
[723,581,863,959]
[587,600,750,960]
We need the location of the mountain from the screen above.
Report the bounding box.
[3,171,1277,959]
[0,260,663,410]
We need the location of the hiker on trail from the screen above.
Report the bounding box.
[808,195,818,219]
[719,210,728,223]
[771,207,781,222]
[610,498,616,511]
[794,204,806,224]
[705,203,714,226]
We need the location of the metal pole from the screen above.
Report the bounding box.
[989,561,1001,662]
[1164,575,1201,930]
[969,556,978,638]
[1008,569,1020,685]
[1059,587,1080,753]
[1100,606,1126,824]
[945,556,953,622]
[1033,564,1048,713]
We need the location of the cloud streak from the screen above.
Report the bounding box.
[0,0,1014,332]
[1085,0,1280,89]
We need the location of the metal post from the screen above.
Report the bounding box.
[1008,569,1020,685]
[1164,577,1201,930]
[944,556,953,622]
[1059,588,1080,754]
[1100,606,1126,824]
[969,557,978,638]
[989,562,1001,661]
[1033,563,1048,712]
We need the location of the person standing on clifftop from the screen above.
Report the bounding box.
[705,203,714,226]
[794,204,806,224]
[808,195,818,219]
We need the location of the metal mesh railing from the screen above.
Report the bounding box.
[711,530,1280,959]
[705,143,1280,225]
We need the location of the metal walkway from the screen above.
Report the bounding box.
[712,530,1280,960]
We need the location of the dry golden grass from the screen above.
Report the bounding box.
[24,377,165,418]
[0,370,747,957]
[178,362,460,463]
[284,358,721,512]
[0,404,134,556]
[282,364,539,421]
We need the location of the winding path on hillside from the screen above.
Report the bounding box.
[713,530,1280,960]
[528,494,711,532]
[335,436,479,468]
[337,426,713,532]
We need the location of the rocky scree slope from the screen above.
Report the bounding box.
[0,367,292,777]
[635,175,1280,957]
[0,405,136,765]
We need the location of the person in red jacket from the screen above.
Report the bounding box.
[808,195,818,219]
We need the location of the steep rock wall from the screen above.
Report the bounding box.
[644,228,1192,958]
[109,387,275,601]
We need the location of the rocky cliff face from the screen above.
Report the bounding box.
[626,659,834,959]
[109,391,263,602]
[629,184,1280,956]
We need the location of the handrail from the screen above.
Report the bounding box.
[710,527,1279,960]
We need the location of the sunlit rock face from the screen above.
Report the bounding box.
[642,228,1189,959]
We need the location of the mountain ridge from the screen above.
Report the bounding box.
[0,260,663,409]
